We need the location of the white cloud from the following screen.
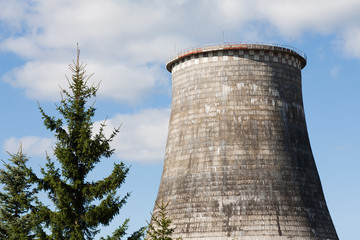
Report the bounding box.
[254,0,360,36]
[86,62,168,103]
[3,60,69,101]
[4,136,54,157]
[215,0,360,33]
[342,27,360,59]
[0,0,30,32]
[3,108,170,163]
[2,0,360,103]
[3,59,168,103]
[94,108,170,163]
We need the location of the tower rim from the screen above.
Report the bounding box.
[166,42,307,72]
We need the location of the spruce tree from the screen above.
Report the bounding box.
[146,199,181,240]
[37,46,142,240]
[0,146,44,239]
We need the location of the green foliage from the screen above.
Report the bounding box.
[0,146,45,240]
[146,199,181,240]
[100,218,146,240]
[36,46,142,240]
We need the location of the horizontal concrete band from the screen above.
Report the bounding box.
[166,44,307,72]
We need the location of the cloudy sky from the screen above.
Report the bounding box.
[0,0,359,239]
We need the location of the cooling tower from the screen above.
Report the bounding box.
[152,43,338,239]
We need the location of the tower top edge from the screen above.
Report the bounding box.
[166,42,307,72]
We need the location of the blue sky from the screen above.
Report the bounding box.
[0,0,359,239]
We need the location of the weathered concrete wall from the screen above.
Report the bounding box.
[153,44,338,239]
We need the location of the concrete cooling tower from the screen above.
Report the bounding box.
[152,43,338,239]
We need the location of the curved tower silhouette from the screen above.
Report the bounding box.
[152,43,338,239]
